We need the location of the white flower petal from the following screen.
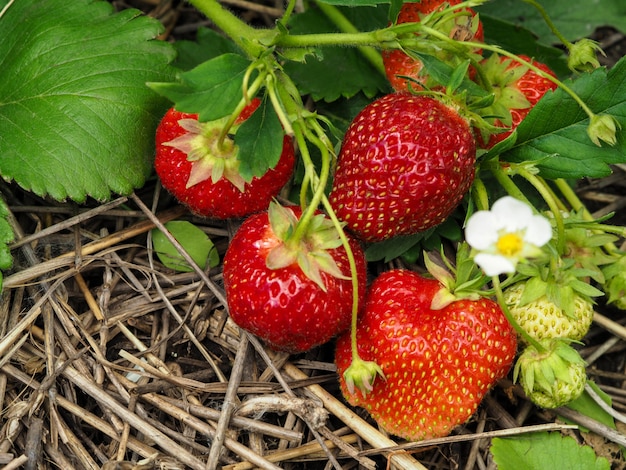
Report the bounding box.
[474,253,517,276]
[465,211,500,249]
[524,214,553,246]
[491,196,533,232]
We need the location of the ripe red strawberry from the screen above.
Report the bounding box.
[335,269,517,441]
[223,203,367,353]
[328,92,476,243]
[155,99,295,219]
[477,54,558,148]
[382,0,484,91]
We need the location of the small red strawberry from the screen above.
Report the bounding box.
[335,269,517,441]
[382,0,484,91]
[223,202,367,353]
[477,54,558,148]
[328,92,476,243]
[155,99,295,219]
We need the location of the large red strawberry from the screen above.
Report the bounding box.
[223,202,367,353]
[155,99,295,219]
[477,54,558,148]
[328,92,476,243]
[382,0,484,91]
[335,269,517,441]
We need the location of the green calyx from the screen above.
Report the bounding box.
[567,38,604,73]
[587,113,621,147]
[602,253,626,309]
[164,116,246,192]
[514,338,586,409]
[476,53,531,125]
[265,202,350,292]
[342,355,386,397]
[423,245,486,310]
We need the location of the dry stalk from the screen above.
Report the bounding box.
[282,362,428,470]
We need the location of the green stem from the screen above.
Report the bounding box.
[486,162,533,206]
[515,166,566,255]
[554,178,621,254]
[521,0,573,49]
[320,195,363,364]
[273,30,393,49]
[217,70,267,147]
[471,176,490,211]
[289,122,332,244]
[279,0,298,29]
[452,37,598,121]
[492,276,547,352]
[315,1,387,78]
[187,0,267,58]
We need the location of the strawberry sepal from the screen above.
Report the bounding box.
[342,356,385,397]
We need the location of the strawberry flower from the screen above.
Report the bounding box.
[465,196,552,276]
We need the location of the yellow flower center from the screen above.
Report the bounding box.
[496,232,524,257]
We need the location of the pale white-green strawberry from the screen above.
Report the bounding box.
[514,339,586,409]
[503,282,594,343]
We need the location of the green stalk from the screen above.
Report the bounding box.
[315,1,387,78]
[187,0,267,58]
[471,176,490,211]
[492,276,547,352]
[521,0,573,49]
[486,162,533,206]
[273,30,394,49]
[515,166,566,255]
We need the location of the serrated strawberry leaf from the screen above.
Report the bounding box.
[476,0,626,46]
[234,95,284,180]
[172,27,243,72]
[0,0,176,203]
[283,6,390,101]
[499,56,626,179]
[149,53,252,122]
[491,431,610,470]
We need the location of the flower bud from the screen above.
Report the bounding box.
[587,114,620,146]
[568,39,603,73]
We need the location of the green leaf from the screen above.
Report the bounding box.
[476,0,626,45]
[491,432,611,470]
[500,56,626,179]
[234,95,284,180]
[151,221,219,272]
[173,27,242,72]
[149,53,252,122]
[283,6,390,101]
[0,197,14,291]
[0,0,176,202]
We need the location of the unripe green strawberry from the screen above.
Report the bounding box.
[503,282,594,343]
[514,339,586,409]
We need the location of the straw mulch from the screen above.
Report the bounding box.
[2,1,626,469]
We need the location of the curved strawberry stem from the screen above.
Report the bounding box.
[520,0,573,49]
[216,68,267,148]
[491,276,547,353]
[514,166,567,255]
